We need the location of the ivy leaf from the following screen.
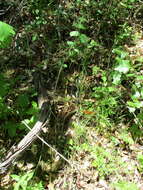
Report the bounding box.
[115,60,131,74]
[0,21,15,48]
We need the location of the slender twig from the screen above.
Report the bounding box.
[22,121,72,166]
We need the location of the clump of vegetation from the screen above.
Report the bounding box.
[0,0,143,189]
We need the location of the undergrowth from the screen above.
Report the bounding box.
[1,0,143,189]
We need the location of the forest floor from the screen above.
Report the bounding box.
[0,70,143,190]
[1,1,143,190]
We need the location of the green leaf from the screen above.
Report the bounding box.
[113,72,121,84]
[0,21,15,48]
[11,174,20,181]
[17,94,30,108]
[32,101,38,109]
[89,40,99,47]
[67,41,75,46]
[12,172,34,190]
[127,100,143,109]
[4,122,18,137]
[32,182,44,190]
[92,66,100,75]
[112,48,128,58]
[115,60,131,73]
[73,17,87,30]
[32,34,38,41]
[136,75,143,80]
[70,31,80,37]
[73,22,86,30]
[131,91,140,100]
[26,101,38,115]
[79,34,89,43]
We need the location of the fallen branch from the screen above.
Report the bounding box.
[0,72,51,173]
[0,101,51,174]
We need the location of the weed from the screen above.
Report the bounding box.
[111,181,139,190]
[11,172,44,190]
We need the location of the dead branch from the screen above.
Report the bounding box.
[0,72,52,174]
